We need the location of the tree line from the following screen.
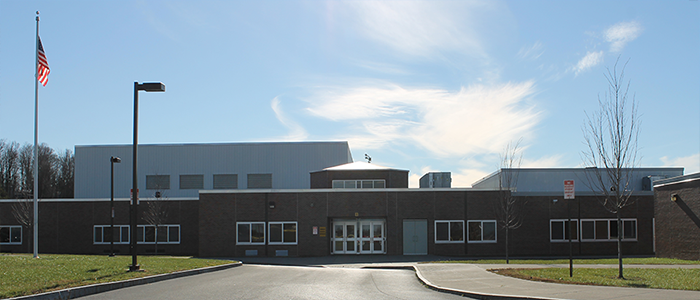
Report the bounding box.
[0,139,74,199]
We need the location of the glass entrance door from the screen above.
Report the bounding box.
[333,221,357,254]
[360,221,385,254]
[333,219,385,254]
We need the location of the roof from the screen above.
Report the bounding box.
[320,161,407,172]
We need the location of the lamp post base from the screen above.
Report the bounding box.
[129,264,141,272]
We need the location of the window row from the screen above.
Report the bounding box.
[93,225,181,244]
[236,222,297,245]
[332,180,386,189]
[145,173,272,190]
[0,226,22,245]
[550,219,637,242]
[435,220,496,244]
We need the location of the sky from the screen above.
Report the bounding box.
[1,0,699,188]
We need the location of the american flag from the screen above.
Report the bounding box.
[37,37,50,86]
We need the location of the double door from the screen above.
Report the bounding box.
[333,219,385,254]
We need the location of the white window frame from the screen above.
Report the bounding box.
[579,218,637,242]
[135,224,181,244]
[332,179,386,189]
[0,225,22,245]
[434,220,465,244]
[93,225,130,245]
[268,221,298,245]
[467,220,497,243]
[236,222,266,245]
[550,219,579,242]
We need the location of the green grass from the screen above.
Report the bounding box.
[493,268,700,291]
[431,257,700,265]
[0,254,233,299]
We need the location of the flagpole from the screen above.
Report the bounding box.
[33,11,40,259]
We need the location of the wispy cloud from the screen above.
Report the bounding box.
[605,21,643,52]
[661,153,700,174]
[572,51,604,75]
[305,81,540,158]
[271,97,308,140]
[522,154,565,168]
[344,1,487,59]
[518,41,544,60]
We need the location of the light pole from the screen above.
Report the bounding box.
[110,156,121,257]
[130,82,165,272]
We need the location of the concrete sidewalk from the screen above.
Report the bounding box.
[235,256,700,300]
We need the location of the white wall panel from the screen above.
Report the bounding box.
[75,142,352,199]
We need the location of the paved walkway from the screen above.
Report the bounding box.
[234,256,700,300]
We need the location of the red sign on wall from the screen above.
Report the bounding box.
[564,180,575,199]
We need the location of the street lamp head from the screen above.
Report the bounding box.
[111,156,121,163]
[136,82,165,92]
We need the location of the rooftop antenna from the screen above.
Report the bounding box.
[364,153,371,163]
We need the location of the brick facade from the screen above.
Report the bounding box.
[654,176,700,260]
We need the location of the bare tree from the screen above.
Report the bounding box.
[494,139,526,264]
[1,141,21,199]
[11,193,33,253]
[582,58,640,279]
[142,190,170,254]
[55,149,74,198]
[18,144,33,195]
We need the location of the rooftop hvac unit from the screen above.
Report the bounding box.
[420,172,452,188]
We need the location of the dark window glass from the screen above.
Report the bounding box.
[251,223,265,243]
[169,226,180,243]
[10,227,21,243]
[581,221,594,239]
[450,222,464,241]
[270,223,282,243]
[94,227,103,243]
[121,226,130,243]
[284,223,296,243]
[551,221,564,240]
[468,221,481,241]
[595,220,608,240]
[238,223,250,243]
[436,222,449,241]
[145,226,156,242]
[482,221,496,241]
[624,220,636,239]
[157,226,168,242]
[609,220,619,239]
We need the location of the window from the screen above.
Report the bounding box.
[468,220,497,243]
[237,222,265,244]
[213,174,238,189]
[94,225,130,244]
[580,219,637,241]
[180,174,203,189]
[550,220,578,242]
[269,222,297,244]
[146,175,170,190]
[332,180,386,189]
[135,225,180,244]
[247,174,272,189]
[435,220,464,243]
[0,226,22,245]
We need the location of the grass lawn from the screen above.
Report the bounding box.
[0,254,233,299]
[493,268,700,291]
[432,257,700,265]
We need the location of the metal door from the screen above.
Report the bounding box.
[403,219,428,255]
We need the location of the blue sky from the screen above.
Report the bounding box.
[1,0,698,187]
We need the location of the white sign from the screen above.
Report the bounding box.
[564,180,575,199]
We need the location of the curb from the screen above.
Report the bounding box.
[8,262,242,300]
[412,266,563,300]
